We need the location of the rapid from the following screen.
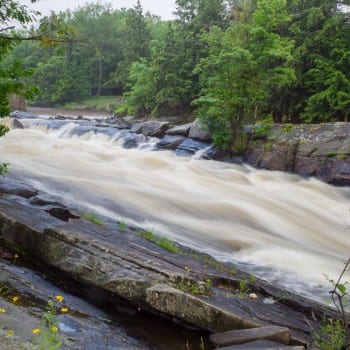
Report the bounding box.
[1,112,350,303]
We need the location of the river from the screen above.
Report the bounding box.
[1,109,350,304]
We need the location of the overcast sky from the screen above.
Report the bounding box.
[23,0,176,20]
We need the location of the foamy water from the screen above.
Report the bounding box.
[1,117,350,302]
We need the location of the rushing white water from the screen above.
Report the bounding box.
[1,116,350,302]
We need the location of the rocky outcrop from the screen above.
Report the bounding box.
[188,119,211,141]
[244,123,350,185]
[0,178,338,349]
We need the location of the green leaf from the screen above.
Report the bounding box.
[337,284,347,295]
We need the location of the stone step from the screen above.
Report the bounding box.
[210,326,291,347]
[217,340,305,350]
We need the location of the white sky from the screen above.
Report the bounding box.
[22,0,176,20]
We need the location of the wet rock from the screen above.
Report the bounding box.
[123,133,147,149]
[9,118,24,129]
[210,326,291,347]
[0,181,38,198]
[9,111,37,119]
[199,145,230,160]
[146,284,260,332]
[156,136,185,150]
[218,340,305,350]
[166,123,192,137]
[141,121,170,137]
[130,123,143,134]
[188,119,211,141]
[46,208,80,222]
[176,138,211,156]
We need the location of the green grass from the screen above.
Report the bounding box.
[118,220,127,232]
[62,96,123,113]
[137,230,181,253]
[82,211,104,226]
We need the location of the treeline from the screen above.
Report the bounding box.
[4,0,350,148]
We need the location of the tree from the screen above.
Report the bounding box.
[195,0,295,150]
[282,0,350,122]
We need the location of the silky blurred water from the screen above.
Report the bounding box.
[2,117,350,303]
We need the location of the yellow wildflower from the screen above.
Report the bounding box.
[0,308,6,313]
[32,328,40,334]
[60,307,69,313]
[14,254,19,259]
[6,330,14,337]
[12,296,19,303]
[51,326,58,333]
[55,295,64,303]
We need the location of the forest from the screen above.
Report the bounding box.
[2,0,350,149]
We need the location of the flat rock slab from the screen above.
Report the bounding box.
[210,326,291,347]
[218,340,305,350]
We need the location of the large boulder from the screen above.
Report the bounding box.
[130,122,143,134]
[188,119,211,141]
[166,123,192,137]
[156,136,185,150]
[141,121,170,137]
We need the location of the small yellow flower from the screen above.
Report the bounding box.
[6,330,14,337]
[51,326,58,333]
[32,328,41,334]
[0,308,6,313]
[60,307,69,313]
[55,295,64,303]
[14,254,19,259]
[12,296,19,303]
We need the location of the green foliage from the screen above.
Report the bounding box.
[82,211,104,226]
[34,300,62,350]
[195,0,295,149]
[137,230,181,253]
[316,318,346,350]
[117,220,127,232]
[176,278,212,295]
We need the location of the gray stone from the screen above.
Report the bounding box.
[188,119,211,141]
[166,123,193,136]
[130,122,143,134]
[9,118,24,129]
[176,138,211,155]
[156,136,185,150]
[9,110,37,119]
[146,284,260,332]
[217,340,304,350]
[210,326,291,347]
[141,121,170,137]
[123,133,147,149]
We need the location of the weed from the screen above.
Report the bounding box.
[281,123,293,133]
[33,300,63,350]
[156,237,180,253]
[238,279,250,298]
[137,230,181,253]
[316,318,346,350]
[82,211,104,226]
[118,220,127,232]
[176,278,212,296]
